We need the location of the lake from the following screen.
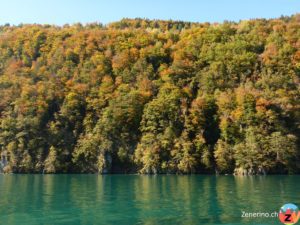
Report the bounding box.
[0,175,299,225]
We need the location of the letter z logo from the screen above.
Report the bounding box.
[284,214,292,222]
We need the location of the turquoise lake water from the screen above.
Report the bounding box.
[0,175,299,225]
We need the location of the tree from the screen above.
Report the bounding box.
[0,16,298,174]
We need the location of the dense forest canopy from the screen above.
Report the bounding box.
[0,16,299,174]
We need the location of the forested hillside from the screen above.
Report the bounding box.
[0,16,299,174]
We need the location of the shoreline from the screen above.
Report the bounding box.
[1,173,299,176]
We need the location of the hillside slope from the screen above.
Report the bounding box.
[0,16,299,174]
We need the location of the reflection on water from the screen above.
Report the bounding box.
[0,175,299,225]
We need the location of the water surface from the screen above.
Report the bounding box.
[0,175,299,225]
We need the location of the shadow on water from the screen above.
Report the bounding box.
[0,175,299,225]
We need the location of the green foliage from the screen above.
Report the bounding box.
[0,16,299,174]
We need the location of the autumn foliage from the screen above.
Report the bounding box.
[0,16,299,174]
